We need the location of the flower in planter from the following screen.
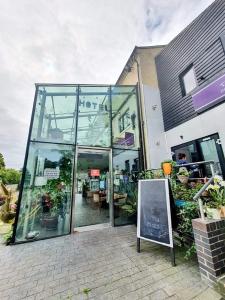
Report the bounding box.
[177,167,190,184]
[205,177,225,219]
[214,175,223,183]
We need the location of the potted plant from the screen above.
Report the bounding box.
[40,180,65,230]
[41,208,59,230]
[121,187,137,224]
[161,160,174,176]
[205,175,225,220]
[177,167,190,184]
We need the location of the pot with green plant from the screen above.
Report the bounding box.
[121,187,137,224]
[161,160,176,177]
[205,175,225,220]
[40,180,66,230]
[177,167,190,184]
[41,211,59,230]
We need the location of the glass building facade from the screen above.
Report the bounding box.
[13,84,142,243]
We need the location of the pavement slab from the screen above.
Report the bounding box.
[0,225,223,300]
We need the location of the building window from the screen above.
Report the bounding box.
[180,65,197,96]
[119,109,130,132]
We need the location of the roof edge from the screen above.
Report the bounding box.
[115,44,165,84]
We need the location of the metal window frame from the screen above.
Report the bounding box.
[179,64,198,97]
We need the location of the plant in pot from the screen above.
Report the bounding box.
[161,160,176,177]
[205,175,225,220]
[172,181,203,207]
[41,180,65,230]
[177,167,190,184]
[121,187,137,224]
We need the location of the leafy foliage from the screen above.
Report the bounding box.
[82,288,91,295]
[176,202,199,260]
[177,167,190,177]
[121,187,137,216]
[184,243,196,260]
[177,202,199,233]
[0,153,21,184]
[0,168,21,184]
[0,153,5,169]
[205,175,225,208]
[172,181,203,201]
[2,227,13,245]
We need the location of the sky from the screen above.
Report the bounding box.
[0,0,214,169]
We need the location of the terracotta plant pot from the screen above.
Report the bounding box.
[162,162,172,176]
[177,175,189,184]
[220,206,225,218]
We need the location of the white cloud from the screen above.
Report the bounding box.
[0,0,214,168]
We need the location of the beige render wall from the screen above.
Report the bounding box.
[117,46,164,87]
[116,46,166,169]
[117,62,138,86]
[138,47,163,88]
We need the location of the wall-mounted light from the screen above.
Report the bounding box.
[152,104,157,110]
[131,112,136,129]
[125,65,132,73]
[199,75,206,81]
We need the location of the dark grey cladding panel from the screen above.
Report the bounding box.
[155,0,225,131]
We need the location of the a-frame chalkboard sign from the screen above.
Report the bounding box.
[137,179,175,266]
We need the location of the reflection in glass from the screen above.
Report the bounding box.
[111,86,139,149]
[31,86,78,144]
[14,84,141,242]
[77,86,111,147]
[182,66,197,95]
[200,139,222,176]
[113,149,139,226]
[15,142,74,242]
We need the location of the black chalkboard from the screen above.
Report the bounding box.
[137,179,173,248]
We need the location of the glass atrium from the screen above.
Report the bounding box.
[13,84,142,243]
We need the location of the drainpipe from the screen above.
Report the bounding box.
[134,54,147,170]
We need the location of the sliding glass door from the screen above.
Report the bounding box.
[171,133,225,177]
[73,147,111,228]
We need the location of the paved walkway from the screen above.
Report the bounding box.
[0,225,222,300]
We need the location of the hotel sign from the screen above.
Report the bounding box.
[192,73,225,112]
[79,100,108,112]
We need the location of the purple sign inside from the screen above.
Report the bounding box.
[192,73,225,112]
[116,132,134,147]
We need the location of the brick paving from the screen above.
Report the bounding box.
[0,225,222,300]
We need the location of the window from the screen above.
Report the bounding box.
[180,65,197,96]
[119,109,130,132]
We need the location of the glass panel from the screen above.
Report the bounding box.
[111,86,140,150]
[182,67,197,95]
[173,143,199,163]
[31,85,78,144]
[74,149,109,227]
[15,142,74,242]
[77,86,111,147]
[199,138,222,176]
[113,149,139,226]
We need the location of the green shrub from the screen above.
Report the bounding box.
[0,168,21,184]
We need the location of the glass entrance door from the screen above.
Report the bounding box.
[171,133,225,178]
[198,134,225,177]
[73,148,111,228]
